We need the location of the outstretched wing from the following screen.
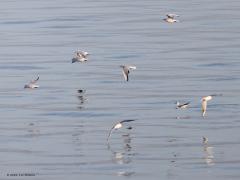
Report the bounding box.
[184,102,190,106]
[72,57,78,63]
[122,68,129,81]
[120,119,136,124]
[128,66,136,70]
[202,100,207,116]
[167,13,179,18]
[107,126,115,141]
[31,76,39,84]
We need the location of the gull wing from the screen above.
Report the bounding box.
[128,66,136,70]
[107,120,135,141]
[167,13,179,18]
[107,126,115,142]
[202,100,207,116]
[120,119,135,124]
[183,102,190,106]
[31,76,39,84]
[72,57,78,63]
[122,68,129,81]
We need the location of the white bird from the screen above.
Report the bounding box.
[24,76,39,89]
[163,13,180,23]
[72,50,89,63]
[176,101,190,109]
[107,119,135,141]
[120,65,136,81]
[201,95,213,117]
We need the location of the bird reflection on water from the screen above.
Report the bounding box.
[26,122,40,137]
[107,129,135,177]
[77,89,87,109]
[108,133,133,164]
[202,137,215,166]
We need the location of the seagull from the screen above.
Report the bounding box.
[107,119,135,141]
[120,65,136,81]
[163,13,180,23]
[203,136,209,145]
[72,50,89,63]
[77,89,86,94]
[176,101,190,109]
[201,95,213,117]
[24,76,39,89]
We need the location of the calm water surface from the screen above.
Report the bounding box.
[0,0,240,179]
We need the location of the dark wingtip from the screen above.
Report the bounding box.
[121,119,136,123]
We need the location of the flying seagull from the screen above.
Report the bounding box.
[176,101,190,109]
[107,119,135,141]
[24,76,39,89]
[120,65,136,81]
[201,95,213,117]
[203,136,209,145]
[72,50,89,63]
[163,13,180,23]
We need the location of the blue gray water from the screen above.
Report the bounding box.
[0,0,240,179]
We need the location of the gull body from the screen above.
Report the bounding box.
[120,65,136,81]
[201,95,213,117]
[72,50,89,63]
[176,101,190,109]
[107,119,135,141]
[164,18,179,23]
[163,14,179,23]
[24,76,39,89]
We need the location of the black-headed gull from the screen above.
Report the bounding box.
[24,76,39,89]
[163,13,180,23]
[107,119,135,141]
[201,95,213,117]
[176,101,190,109]
[72,50,89,63]
[120,65,136,81]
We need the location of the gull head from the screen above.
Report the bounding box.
[202,95,212,102]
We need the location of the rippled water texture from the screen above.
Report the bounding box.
[0,0,240,179]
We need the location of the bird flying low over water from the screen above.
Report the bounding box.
[201,95,213,117]
[120,65,136,81]
[203,136,209,145]
[24,76,40,89]
[176,101,190,109]
[163,13,180,23]
[107,119,135,141]
[72,50,89,63]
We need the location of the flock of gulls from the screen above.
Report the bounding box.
[23,13,219,144]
